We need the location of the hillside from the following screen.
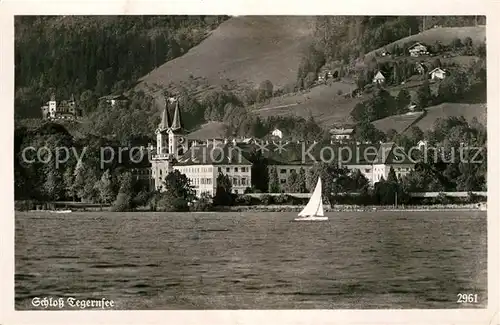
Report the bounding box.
[134,16,315,96]
[253,82,359,126]
[410,103,487,132]
[370,102,486,135]
[364,26,485,61]
[372,112,424,134]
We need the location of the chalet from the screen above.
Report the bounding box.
[330,128,354,141]
[271,128,283,139]
[417,140,428,150]
[429,67,447,80]
[381,49,390,57]
[99,94,129,107]
[372,71,386,84]
[408,43,428,57]
[408,102,418,112]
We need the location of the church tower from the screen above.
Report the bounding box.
[151,97,175,191]
[48,94,57,118]
[168,100,188,159]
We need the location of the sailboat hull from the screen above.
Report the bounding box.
[293,216,329,222]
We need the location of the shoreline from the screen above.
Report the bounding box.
[19,204,486,213]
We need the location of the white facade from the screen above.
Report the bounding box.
[172,164,252,197]
[271,128,283,139]
[429,68,446,80]
[273,165,311,186]
[409,43,428,57]
[372,71,386,84]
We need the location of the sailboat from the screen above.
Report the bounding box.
[294,177,328,221]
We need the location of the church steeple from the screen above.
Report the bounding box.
[159,99,172,131]
[157,97,172,132]
[170,100,183,131]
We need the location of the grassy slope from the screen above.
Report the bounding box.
[364,26,486,60]
[254,81,359,126]
[135,16,315,96]
[252,26,485,130]
[372,112,425,134]
[186,121,229,140]
[410,103,487,132]
[371,102,486,135]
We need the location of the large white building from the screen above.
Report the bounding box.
[260,141,415,187]
[151,99,252,197]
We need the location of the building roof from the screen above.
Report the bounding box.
[176,143,252,166]
[99,94,128,100]
[429,67,446,75]
[409,42,427,50]
[330,128,354,135]
[158,102,172,131]
[170,101,183,132]
[236,141,414,166]
[373,71,385,80]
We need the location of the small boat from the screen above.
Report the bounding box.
[54,210,72,214]
[294,177,328,222]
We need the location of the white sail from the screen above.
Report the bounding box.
[298,177,324,217]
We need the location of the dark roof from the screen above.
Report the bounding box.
[176,143,252,166]
[99,94,128,100]
[170,101,183,132]
[237,141,413,166]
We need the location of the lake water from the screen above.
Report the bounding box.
[15,211,487,309]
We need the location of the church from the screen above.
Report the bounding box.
[151,99,253,197]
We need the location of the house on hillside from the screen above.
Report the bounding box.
[99,94,129,107]
[372,71,386,84]
[408,102,418,112]
[381,49,391,57]
[415,62,428,75]
[417,140,428,150]
[271,128,283,139]
[429,67,447,80]
[41,94,82,120]
[330,128,354,142]
[408,43,428,57]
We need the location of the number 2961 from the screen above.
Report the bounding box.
[457,293,478,303]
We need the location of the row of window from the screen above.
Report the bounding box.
[189,177,248,187]
[190,178,213,185]
[184,167,213,173]
[217,166,249,173]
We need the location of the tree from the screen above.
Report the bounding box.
[111,171,135,211]
[157,170,195,211]
[258,80,274,99]
[451,37,463,50]
[307,162,349,205]
[298,167,307,193]
[268,166,280,193]
[96,169,114,204]
[285,169,301,193]
[386,128,398,141]
[408,126,424,142]
[355,121,386,143]
[213,172,233,206]
[350,169,369,194]
[396,88,411,113]
[416,79,433,109]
